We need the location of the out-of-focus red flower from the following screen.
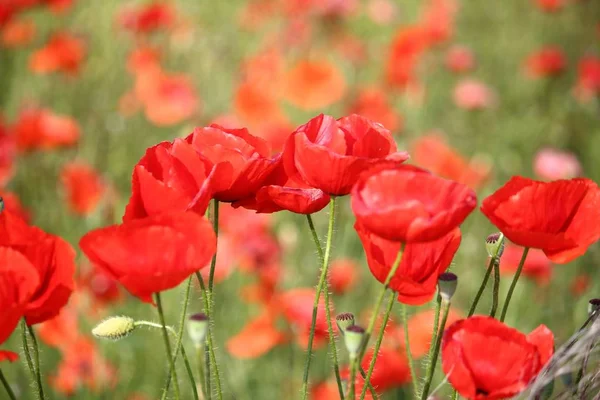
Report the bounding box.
[42,0,74,14]
[442,316,554,399]
[119,2,175,34]
[481,176,600,264]
[453,79,495,110]
[420,0,457,45]
[233,155,330,215]
[78,262,122,307]
[352,165,476,243]
[366,0,397,25]
[570,273,591,296]
[283,60,346,110]
[534,148,582,181]
[348,87,402,133]
[386,26,431,89]
[279,288,329,349]
[60,162,105,216]
[187,125,278,202]
[1,17,35,47]
[50,338,117,395]
[226,311,287,359]
[80,212,216,303]
[13,107,80,151]
[411,134,491,190]
[0,351,18,362]
[126,46,161,74]
[0,211,75,325]
[574,56,600,102]
[0,246,40,349]
[234,81,286,128]
[445,45,475,73]
[0,192,31,222]
[0,116,15,187]
[123,139,217,221]
[524,46,566,78]
[328,258,358,295]
[500,244,552,286]
[29,32,85,75]
[534,0,564,12]
[288,114,409,196]
[38,306,79,351]
[356,223,461,304]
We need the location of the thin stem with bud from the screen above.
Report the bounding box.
[420,299,451,400]
[500,247,530,322]
[155,293,181,400]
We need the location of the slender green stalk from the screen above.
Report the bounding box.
[205,199,220,399]
[196,346,208,400]
[500,247,530,322]
[0,368,16,400]
[305,213,344,398]
[348,356,358,400]
[358,367,379,400]
[360,293,395,400]
[401,303,418,395]
[467,256,495,317]
[420,300,451,400]
[301,198,337,400]
[164,277,193,395]
[489,259,500,317]
[427,295,442,365]
[208,200,219,295]
[451,390,459,400]
[20,320,36,387]
[25,323,45,400]
[155,293,181,400]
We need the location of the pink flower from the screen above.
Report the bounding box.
[533,148,582,181]
[445,46,475,73]
[453,79,495,110]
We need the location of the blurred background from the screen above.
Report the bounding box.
[1,0,600,398]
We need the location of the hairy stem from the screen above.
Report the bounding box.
[0,368,16,400]
[24,322,45,400]
[467,256,495,317]
[402,303,418,395]
[155,293,180,400]
[490,259,500,317]
[420,299,451,400]
[500,247,530,322]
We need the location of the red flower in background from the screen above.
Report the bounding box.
[0,211,75,325]
[289,114,409,196]
[386,26,431,89]
[1,17,35,48]
[442,316,554,399]
[284,59,346,110]
[119,2,175,34]
[348,87,402,133]
[445,45,475,73]
[534,0,564,13]
[351,165,476,243]
[226,311,287,359]
[420,0,457,45]
[411,134,491,190]
[533,148,582,181]
[279,288,330,349]
[453,79,495,110]
[356,223,461,304]
[0,115,15,187]
[328,258,358,295]
[500,244,552,286]
[123,139,217,221]
[524,46,566,78]
[13,107,80,151]
[481,176,600,264]
[29,32,85,75]
[187,125,278,202]
[574,56,600,102]
[60,162,106,216]
[80,212,216,303]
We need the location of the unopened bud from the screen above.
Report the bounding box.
[344,325,365,358]
[187,313,209,347]
[485,232,505,258]
[438,273,458,302]
[336,313,355,336]
[588,298,600,316]
[92,316,136,340]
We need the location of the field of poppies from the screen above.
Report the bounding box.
[1,0,600,399]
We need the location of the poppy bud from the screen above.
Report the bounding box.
[485,232,505,258]
[587,298,600,316]
[336,312,355,336]
[92,316,136,340]
[438,272,458,302]
[344,325,365,358]
[187,313,209,347]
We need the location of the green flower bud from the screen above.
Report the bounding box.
[335,312,355,336]
[92,316,136,341]
[344,325,365,358]
[485,232,505,258]
[187,313,209,347]
[438,272,458,302]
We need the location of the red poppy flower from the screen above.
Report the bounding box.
[187,124,278,202]
[574,56,600,102]
[0,211,75,325]
[0,191,31,222]
[442,316,554,399]
[0,246,40,347]
[60,162,105,216]
[288,114,409,196]
[524,46,566,78]
[0,115,15,187]
[1,17,35,48]
[226,311,287,359]
[328,258,358,294]
[78,262,122,308]
[386,26,431,89]
[232,155,330,214]
[420,0,457,45]
[283,59,346,110]
[79,212,216,303]
[38,306,79,351]
[500,244,552,286]
[126,46,161,74]
[352,165,476,243]
[29,32,85,76]
[118,2,175,34]
[13,107,80,151]
[348,86,402,133]
[356,223,461,304]
[534,0,564,13]
[570,273,590,296]
[0,351,18,362]
[445,45,475,73]
[279,288,329,349]
[453,79,495,110]
[481,176,600,264]
[123,139,218,221]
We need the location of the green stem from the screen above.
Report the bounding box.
[195,271,223,400]
[401,303,418,395]
[451,390,459,400]
[489,259,500,318]
[206,199,220,399]
[155,293,181,400]
[360,292,395,400]
[208,200,219,295]
[467,256,495,317]
[301,198,337,400]
[500,248,530,322]
[358,367,379,400]
[427,295,442,366]
[348,356,357,400]
[26,323,45,400]
[305,213,344,399]
[196,346,208,400]
[420,300,451,400]
[20,320,36,389]
[0,368,16,400]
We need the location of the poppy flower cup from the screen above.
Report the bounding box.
[442,316,554,400]
[80,211,216,303]
[481,176,600,263]
[351,165,477,243]
[287,114,409,196]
